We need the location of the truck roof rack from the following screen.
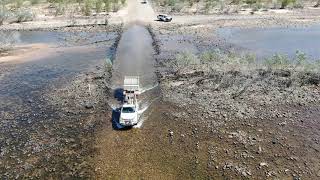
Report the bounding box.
[123,76,140,92]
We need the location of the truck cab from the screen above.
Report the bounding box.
[120,104,138,126]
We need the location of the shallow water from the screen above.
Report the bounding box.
[217,24,320,60]
[111,25,157,89]
[0,31,116,178]
[110,25,158,128]
[0,31,117,46]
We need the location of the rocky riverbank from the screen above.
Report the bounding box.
[149,16,320,179]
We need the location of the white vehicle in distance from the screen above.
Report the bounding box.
[157,14,172,22]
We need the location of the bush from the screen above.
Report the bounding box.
[95,0,103,13]
[103,0,111,12]
[82,0,92,16]
[204,0,218,13]
[0,9,10,25]
[15,9,34,22]
[265,53,290,68]
[172,2,184,12]
[168,0,176,6]
[200,50,223,64]
[292,0,303,8]
[169,52,199,73]
[15,0,24,9]
[280,0,296,9]
[112,0,120,12]
[30,0,40,5]
[55,1,66,16]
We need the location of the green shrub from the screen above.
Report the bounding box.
[245,0,257,5]
[103,0,111,12]
[15,0,24,9]
[55,1,66,16]
[172,2,184,12]
[0,8,10,25]
[294,50,306,66]
[75,0,83,5]
[168,0,176,6]
[200,50,223,64]
[95,0,103,13]
[30,0,40,5]
[112,0,120,12]
[293,0,303,8]
[243,53,256,64]
[271,0,278,9]
[265,53,290,68]
[82,0,92,16]
[205,0,218,13]
[170,52,199,72]
[280,0,296,9]
[15,9,34,22]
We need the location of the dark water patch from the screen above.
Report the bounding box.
[217,24,320,60]
[0,47,107,97]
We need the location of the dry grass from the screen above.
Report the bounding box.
[161,50,320,119]
[152,0,312,13]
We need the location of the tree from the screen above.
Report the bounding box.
[280,0,296,9]
[103,0,111,12]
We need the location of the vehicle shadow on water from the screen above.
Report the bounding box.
[114,88,124,101]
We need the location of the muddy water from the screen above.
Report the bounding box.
[0,31,115,178]
[110,25,158,128]
[217,24,320,60]
[111,25,157,89]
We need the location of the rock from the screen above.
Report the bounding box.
[169,130,173,136]
[257,146,262,154]
[27,99,34,103]
[84,102,94,109]
[278,121,287,126]
[259,162,268,167]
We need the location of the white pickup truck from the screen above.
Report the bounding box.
[119,76,140,126]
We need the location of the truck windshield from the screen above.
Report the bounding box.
[122,107,135,113]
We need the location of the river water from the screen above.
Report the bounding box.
[0,30,116,178]
[111,25,157,89]
[217,24,320,60]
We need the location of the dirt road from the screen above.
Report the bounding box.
[93,0,169,178]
